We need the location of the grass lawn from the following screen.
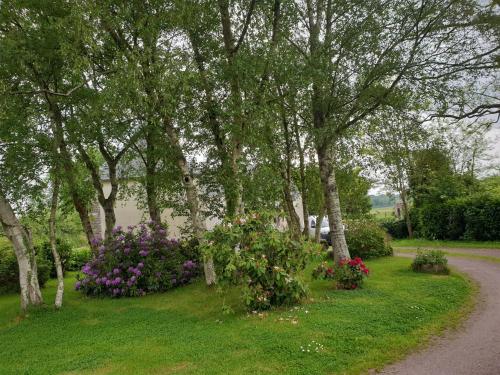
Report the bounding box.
[0,257,473,375]
[392,239,500,249]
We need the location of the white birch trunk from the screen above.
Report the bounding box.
[49,177,64,308]
[0,191,43,310]
[164,120,217,286]
[315,206,325,243]
[317,147,350,262]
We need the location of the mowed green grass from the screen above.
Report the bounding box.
[0,257,473,375]
[392,238,500,249]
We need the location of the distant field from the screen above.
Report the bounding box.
[371,206,395,219]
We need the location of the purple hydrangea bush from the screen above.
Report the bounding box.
[76,223,200,297]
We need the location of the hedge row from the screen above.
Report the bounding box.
[0,239,91,295]
[0,241,50,295]
[382,193,500,241]
[418,194,500,240]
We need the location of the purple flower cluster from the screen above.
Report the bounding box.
[75,222,200,298]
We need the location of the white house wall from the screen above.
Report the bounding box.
[99,181,305,238]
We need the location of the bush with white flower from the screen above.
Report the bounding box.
[201,211,321,310]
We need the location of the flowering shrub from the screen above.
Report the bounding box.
[411,250,449,274]
[335,257,369,289]
[76,223,200,297]
[312,261,335,280]
[312,257,369,289]
[201,211,321,310]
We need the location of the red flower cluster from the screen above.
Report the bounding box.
[341,257,369,275]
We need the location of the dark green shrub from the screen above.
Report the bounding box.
[463,195,500,241]
[446,199,466,240]
[411,250,449,274]
[201,212,321,311]
[415,193,500,241]
[344,219,393,259]
[381,219,408,239]
[68,247,91,271]
[418,203,450,240]
[178,237,201,265]
[312,261,335,280]
[0,240,50,294]
[37,239,72,277]
[0,242,17,294]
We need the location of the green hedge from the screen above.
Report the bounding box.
[0,239,50,295]
[416,193,500,240]
[37,239,72,277]
[68,246,91,271]
[381,219,408,239]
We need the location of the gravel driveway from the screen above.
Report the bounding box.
[395,246,500,258]
[381,252,500,375]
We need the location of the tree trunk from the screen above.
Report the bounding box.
[77,143,119,239]
[229,145,244,217]
[145,174,161,224]
[47,101,96,249]
[294,123,309,236]
[145,133,162,224]
[218,0,247,218]
[279,100,301,238]
[61,147,96,247]
[0,191,43,311]
[315,205,325,243]
[190,31,238,219]
[317,146,350,262]
[102,202,116,239]
[163,119,217,286]
[180,165,217,286]
[49,177,64,309]
[74,198,96,248]
[400,188,413,238]
[282,184,301,238]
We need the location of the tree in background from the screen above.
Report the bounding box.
[283,0,497,261]
[368,112,430,237]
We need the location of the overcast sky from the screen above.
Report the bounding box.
[368,121,500,196]
[485,123,500,172]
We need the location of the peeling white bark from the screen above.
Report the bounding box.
[164,120,217,286]
[49,178,64,308]
[317,147,350,262]
[0,191,43,310]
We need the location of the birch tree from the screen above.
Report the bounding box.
[86,0,217,284]
[0,192,43,311]
[0,0,97,248]
[285,0,498,261]
[48,176,64,308]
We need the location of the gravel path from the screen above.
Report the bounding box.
[395,246,500,258]
[381,252,500,375]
